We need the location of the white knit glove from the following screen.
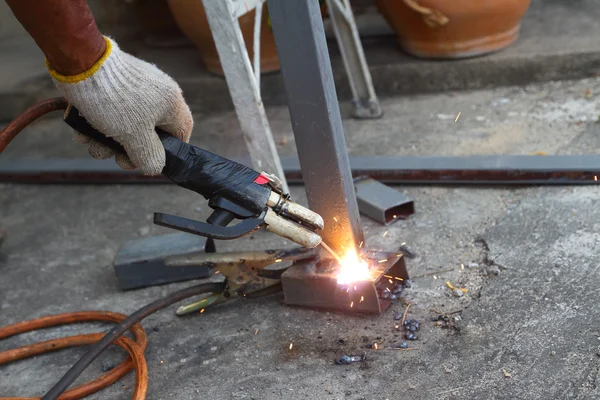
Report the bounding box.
[46,37,193,175]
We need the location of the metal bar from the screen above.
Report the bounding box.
[113,232,216,291]
[253,2,263,87]
[201,0,288,192]
[325,0,383,119]
[266,0,365,255]
[4,155,600,185]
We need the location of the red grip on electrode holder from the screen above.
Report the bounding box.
[253,174,270,185]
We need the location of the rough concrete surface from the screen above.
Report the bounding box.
[2,0,600,121]
[3,75,600,399]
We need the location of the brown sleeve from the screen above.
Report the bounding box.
[6,0,106,75]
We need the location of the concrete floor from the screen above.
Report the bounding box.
[2,76,600,399]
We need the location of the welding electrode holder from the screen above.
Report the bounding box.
[62,105,323,247]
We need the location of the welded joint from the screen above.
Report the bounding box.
[281,250,409,314]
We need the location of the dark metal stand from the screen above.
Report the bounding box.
[266,0,364,255]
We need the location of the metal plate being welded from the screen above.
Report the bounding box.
[281,250,409,314]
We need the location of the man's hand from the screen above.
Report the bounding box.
[48,37,193,175]
[6,0,193,175]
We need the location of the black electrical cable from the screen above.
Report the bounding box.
[40,281,226,400]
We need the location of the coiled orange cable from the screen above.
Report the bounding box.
[0,311,148,400]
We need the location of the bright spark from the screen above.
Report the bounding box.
[350,302,354,308]
[374,343,378,350]
[215,271,220,274]
[393,215,397,219]
[333,217,339,222]
[359,241,364,248]
[433,275,438,280]
[289,343,293,350]
[395,277,403,281]
[595,176,598,182]
[360,296,364,303]
[378,259,388,263]
[455,112,461,122]
[255,329,259,335]
[200,309,205,314]
[336,249,371,285]
[460,263,465,270]
[383,231,388,237]
[389,279,393,284]
[275,259,282,263]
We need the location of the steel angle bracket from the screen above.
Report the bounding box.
[281,250,409,314]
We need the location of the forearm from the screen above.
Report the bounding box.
[6,0,106,75]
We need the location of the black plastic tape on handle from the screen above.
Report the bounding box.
[63,106,271,214]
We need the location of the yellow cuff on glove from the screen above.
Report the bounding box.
[45,37,113,84]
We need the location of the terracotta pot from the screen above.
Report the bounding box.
[167,0,280,76]
[375,0,532,59]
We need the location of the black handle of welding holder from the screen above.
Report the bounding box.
[63,105,273,241]
[63,105,272,211]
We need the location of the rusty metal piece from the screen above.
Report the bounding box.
[281,250,409,314]
[0,97,68,153]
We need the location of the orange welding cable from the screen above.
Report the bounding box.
[0,311,148,400]
[0,334,148,400]
[0,97,68,153]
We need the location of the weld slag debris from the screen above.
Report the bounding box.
[398,244,418,259]
[404,319,420,332]
[335,355,364,365]
[376,278,409,302]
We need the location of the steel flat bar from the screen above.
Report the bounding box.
[266,0,365,254]
[3,156,600,185]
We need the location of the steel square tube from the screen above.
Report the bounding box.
[354,177,415,225]
[266,0,365,254]
[281,251,408,314]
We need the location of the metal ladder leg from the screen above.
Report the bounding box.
[326,0,383,119]
[201,0,289,193]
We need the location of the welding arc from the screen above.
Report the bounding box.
[39,282,225,400]
[0,311,147,400]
